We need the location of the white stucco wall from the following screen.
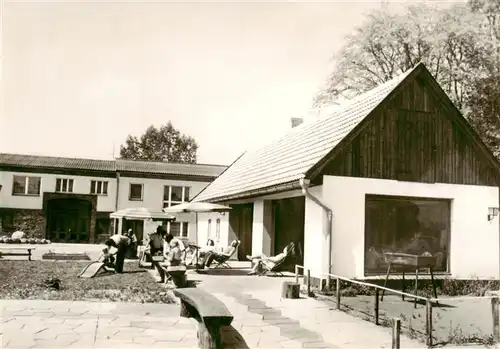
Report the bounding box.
[0,171,117,212]
[252,200,265,255]
[107,176,211,243]
[196,212,231,255]
[303,186,330,279]
[116,177,209,211]
[322,175,500,280]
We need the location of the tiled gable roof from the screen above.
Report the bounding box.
[193,65,417,202]
[0,153,226,178]
[115,159,226,177]
[0,153,116,171]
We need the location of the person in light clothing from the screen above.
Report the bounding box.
[144,226,168,282]
[163,233,186,262]
[103,234,131,273]
[166,240,183,267]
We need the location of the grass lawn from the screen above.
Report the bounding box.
[0,260,174,303]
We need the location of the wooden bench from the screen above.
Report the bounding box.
[0,247,35,261]
[173,288,233,349]
[161,264,187,288]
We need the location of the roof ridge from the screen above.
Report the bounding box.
[194,64,420,202]
[0,152,113,163]
[223,66,415,174]
[115,158,227,167]
[250,66,416,157]
[0,152,227,168]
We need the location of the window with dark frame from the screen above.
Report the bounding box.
[12,175,41,196]
[129,184,143,201]
[364,194,451,275]
[91,180,108,195]
[162,186,191,208]
[168,221,189,238]
[56,178,74,193]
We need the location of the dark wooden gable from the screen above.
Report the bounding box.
[311,68,500,187]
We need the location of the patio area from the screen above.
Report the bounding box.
[1,258,431,349]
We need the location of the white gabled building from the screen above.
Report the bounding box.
[193,63,500,280]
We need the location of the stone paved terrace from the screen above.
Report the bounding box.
[1,260,496,348]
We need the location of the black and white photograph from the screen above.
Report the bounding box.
[1,0,500,348]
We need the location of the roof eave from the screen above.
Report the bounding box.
[194,180,302,203]
[190,152,247,202]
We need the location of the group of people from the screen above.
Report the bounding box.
[101,226,184,277]
[101,225,296,279]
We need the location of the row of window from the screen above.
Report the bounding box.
[10,176,190,206]
[164,219,221,240]
[12,176,109,196]
[129,183,190,206]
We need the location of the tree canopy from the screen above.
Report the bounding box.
[315,0,500,157]
[119,122,198,164]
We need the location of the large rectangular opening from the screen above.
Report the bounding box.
[364,194,450,275]
[229,203,254,261]
[273,196,305,266]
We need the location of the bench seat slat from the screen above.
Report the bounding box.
[1,253,30,256]
[0,248,34,250]
[173,288,233,326]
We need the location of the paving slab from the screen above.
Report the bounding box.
[3,262,496,348]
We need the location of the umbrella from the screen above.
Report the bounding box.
[163,202,232,245]
[163,202,232,269]
[110,207,176,220]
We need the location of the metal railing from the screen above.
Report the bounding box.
[294,265,500,348]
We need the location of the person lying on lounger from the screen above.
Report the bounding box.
[198,240,238,269]
[246,242,295,275]
[186,239,216,266]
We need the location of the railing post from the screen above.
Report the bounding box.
[392,318,401,349]
[336,277,341,310]
[374,288,380,325]
[295,265,299,284]
[425,299,433,348]
[492,295,500,342]
[307,269,311,297]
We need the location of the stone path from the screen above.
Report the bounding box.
[1,299,198,349]
[188,269,426,348]
[2,264,494,348]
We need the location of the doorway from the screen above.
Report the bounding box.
[273,196,305,265]
[229,203,254,261]
[46,198,92,243]
[123,219,144,244]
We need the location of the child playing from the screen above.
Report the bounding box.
[102,247,116,269]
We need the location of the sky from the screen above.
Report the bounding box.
[0,0,459,166]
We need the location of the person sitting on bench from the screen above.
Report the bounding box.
[163,233,186,263]
[198,240,238,269]
[246,242,295,275]
[165,240,184,266]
